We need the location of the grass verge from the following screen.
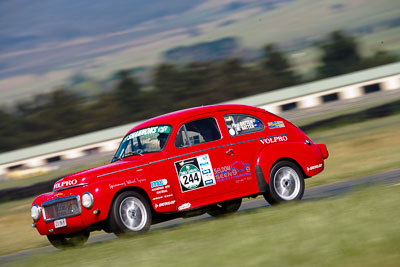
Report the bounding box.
[305,113,400,187]
[3,184,400,266]
[0,197,49,256]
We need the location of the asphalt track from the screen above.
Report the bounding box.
[1,168,400,264]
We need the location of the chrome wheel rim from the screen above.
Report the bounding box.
[273,167,300,200]
[119,197,147,231]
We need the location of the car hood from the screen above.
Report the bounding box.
[53,157,148,191]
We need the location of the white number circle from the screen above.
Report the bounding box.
[179,164,202,190]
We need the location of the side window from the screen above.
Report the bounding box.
[224,114,264,136]
[175,118,221,148]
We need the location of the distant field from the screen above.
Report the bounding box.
[171,0,400,48]
[99,0,400,76]
[3,183,399,266]
[2,0,400,106]
[359,27,400,57]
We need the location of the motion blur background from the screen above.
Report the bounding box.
[1,0,399,155]
[1,0,400,265]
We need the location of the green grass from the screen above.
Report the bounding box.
[1,112,399,258]
[3,184,400,266]
[0,197,49,256]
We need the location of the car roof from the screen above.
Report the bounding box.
[126,104,266,135]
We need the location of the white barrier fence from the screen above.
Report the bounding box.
[1,62,400,177]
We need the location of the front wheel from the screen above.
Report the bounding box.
[47,231,90,249]
[263,161,304,205]
[109,191,152,237]
[207,198,242,217]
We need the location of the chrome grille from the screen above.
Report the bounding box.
[42,196,81,222]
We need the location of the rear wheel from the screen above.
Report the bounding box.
[207,198,242,217]
[109,191,152,237]
[264,161,304,205]
[47,231,89,249]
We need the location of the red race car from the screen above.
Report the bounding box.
[31,104,328,248]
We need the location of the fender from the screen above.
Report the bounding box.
[80,176,151,226]
[87,176,177,222]
[256,141,325,184]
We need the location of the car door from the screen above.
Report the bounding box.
[165,115,239,203]
[221,112,267,195]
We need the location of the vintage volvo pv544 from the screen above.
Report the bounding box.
[31,104,328,248]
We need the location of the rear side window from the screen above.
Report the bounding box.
[175,118,221,148]
[224,114,264,136]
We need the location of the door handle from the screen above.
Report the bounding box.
[226,149,234,155]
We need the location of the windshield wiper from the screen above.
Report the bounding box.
[122,151,144,159]
[112,151,144,162]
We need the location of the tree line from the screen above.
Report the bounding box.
[0,31,397,153]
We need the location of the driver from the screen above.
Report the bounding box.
[157,133,168,149]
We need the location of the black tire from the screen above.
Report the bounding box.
[47,231,89,249]
[109,191,152,237]
[263,161,304,205]
[207,198,242,217]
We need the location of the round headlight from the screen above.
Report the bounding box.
[82,192,94,209]
[31,204,41,221]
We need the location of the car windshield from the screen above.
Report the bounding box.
[112,125,172,162]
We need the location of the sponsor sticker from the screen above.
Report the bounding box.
[151,179,168,188]
[307,164,323,172]
[232,119,262,135]
[156,189,168,195]
[125,178,146,185]
[157,200,176,208]
[152,194,173,201]
[202,169,211,175]
[233,119,255,131]
[174,154,216,193]
[214,161,252,182]
[268,121,285,129]
[178,203,191,211]
[54,192,64,198]
[205,179,214,185]
[109,182,126,190]
[124,125,171,141]
[200,162,210,168]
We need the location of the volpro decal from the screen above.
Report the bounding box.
[260,135,288,144]
[174,154,216,193]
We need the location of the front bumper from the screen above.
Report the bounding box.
[33,186,105,236]
[34,195,86,235]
